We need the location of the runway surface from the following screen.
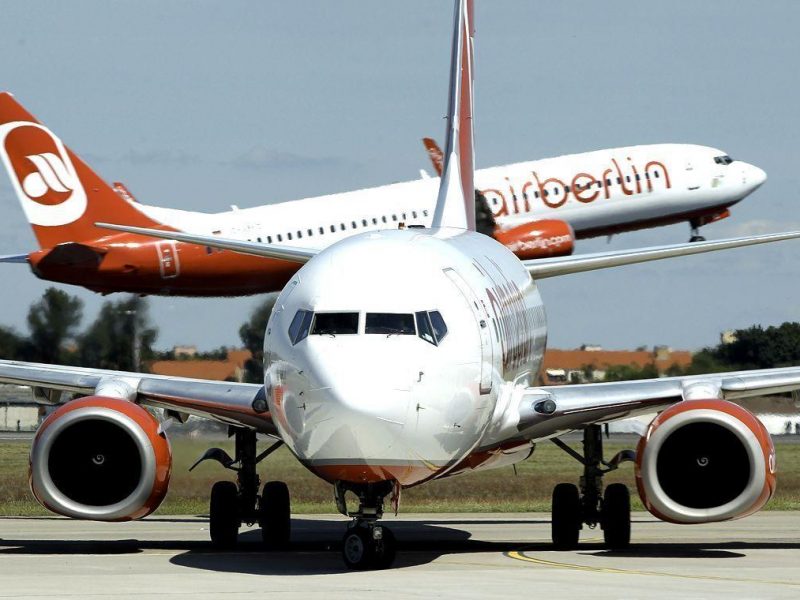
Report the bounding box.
[1,512,799,599]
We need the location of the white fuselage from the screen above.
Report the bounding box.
[263,228,544,486]
[136,144,766,249]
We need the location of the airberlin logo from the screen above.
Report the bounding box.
[482,157,672,218]
[0,121,87,227]
[21,152,76,201]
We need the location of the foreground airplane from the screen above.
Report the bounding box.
[1,0,799,571]
[0,93,765,296]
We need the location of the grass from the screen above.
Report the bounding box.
[3,438,800,516]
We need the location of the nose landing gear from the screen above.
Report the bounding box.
[689,220,706,243]
[335,480,397,570]
[550,425,634,550]
[193,428,291,549]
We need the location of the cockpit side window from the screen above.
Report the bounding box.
[366,313,415,335]
[415,311,436,345]
[714,155,734,165]
[429,310,448,343]
[288,309,314,345]
[311,312,359,335]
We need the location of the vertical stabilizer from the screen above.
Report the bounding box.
[431,0,475,231]
[0,93,161,249]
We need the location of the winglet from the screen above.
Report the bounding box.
[422,137,444,177]
[431,0,475,231]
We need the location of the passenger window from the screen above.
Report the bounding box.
[412,211,418,218]
[319,227,324,235]
[429,311,448,343]
[365,313,415,335]
[308,229,313,236]
[654,171,660,178]
[267,236,273,243]
[340,223,346,231]
[391,214,398,221]
[330,225,336,233]
[277,234,283,242]
[352,221,357,229]
[423,210,429,217]
[297,231,302,239]
[372,218,378,225]
[382,216,387,223]
[312,312,359,335]
[257,237,262,243]
[287,232,293,240]
[415,312,436,345]
[362,219,368,227]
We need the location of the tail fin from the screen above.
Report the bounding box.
[0,92,160,249]
[431,0,475,231]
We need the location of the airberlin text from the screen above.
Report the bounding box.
[483,157,671,217]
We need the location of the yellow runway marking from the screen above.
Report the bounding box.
[506,551,800,588]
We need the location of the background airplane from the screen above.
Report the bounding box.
[2,0,800,572]
[0,93,765,297]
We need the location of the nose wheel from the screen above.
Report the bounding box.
[342,523,396,570]
[550,425,634,550]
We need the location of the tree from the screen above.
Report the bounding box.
[239,294,278,383]
[603,362,659,382]
[25,288,83,363]
[78,296,157,371]
[709,322,800,370]
[0,326,23,359]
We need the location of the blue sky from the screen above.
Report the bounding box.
[0,1,798,351]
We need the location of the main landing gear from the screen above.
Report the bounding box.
[550,425,635,551]
[335,480,397,570]
[689,220,706,243]
[191,428,290,549]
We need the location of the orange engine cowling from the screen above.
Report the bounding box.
[29,396,172,521]
[494,219,575,260]
[635,399,775,524]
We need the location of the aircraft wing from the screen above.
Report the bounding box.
[0,359,275,434]
[524,230,800,279]
[511,366,800,442]
[96,223,318,264]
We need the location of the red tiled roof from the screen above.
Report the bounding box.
[543,349,692,372]
[149,349,252,381]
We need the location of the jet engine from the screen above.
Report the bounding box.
[635,399,775,524]
[29,396,172,521]
[494,219,575,260]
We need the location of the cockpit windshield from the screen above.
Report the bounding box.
[415,310,448,346]
[714,155,734,165]
[311,312,359,335]
[366,313,416,335]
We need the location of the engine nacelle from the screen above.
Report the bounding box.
[29,396,172,521]
[635,399,775,524]
[494,219,575,260]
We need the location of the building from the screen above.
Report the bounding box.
[542,347,692,384]
[149,349,252,382]
[0,384,41,431]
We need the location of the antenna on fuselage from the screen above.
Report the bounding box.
[430,0,476,231]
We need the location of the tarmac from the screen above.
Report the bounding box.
[1,512,800,599]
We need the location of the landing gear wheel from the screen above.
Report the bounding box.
[551,483,581,550]
[689,235,706,243]
[259,481,291,548]
[342,525,396,570]
[601,483,631,550]
[210,481,240,549]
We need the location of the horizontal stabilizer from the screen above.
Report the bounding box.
[0,253,28,263]
[96,223,318,264]
[525,230,800,279]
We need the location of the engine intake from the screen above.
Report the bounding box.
[30,396,171,521]
[635,399,775,524]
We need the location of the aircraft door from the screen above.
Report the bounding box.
[443,268,494,394]
[156,241,179,279]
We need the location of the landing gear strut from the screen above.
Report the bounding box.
[195,428,290,549]
[550,425,634,550]
[335,481,397,570]
[689,220,706,243]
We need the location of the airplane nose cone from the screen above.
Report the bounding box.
[744,163,767,190]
